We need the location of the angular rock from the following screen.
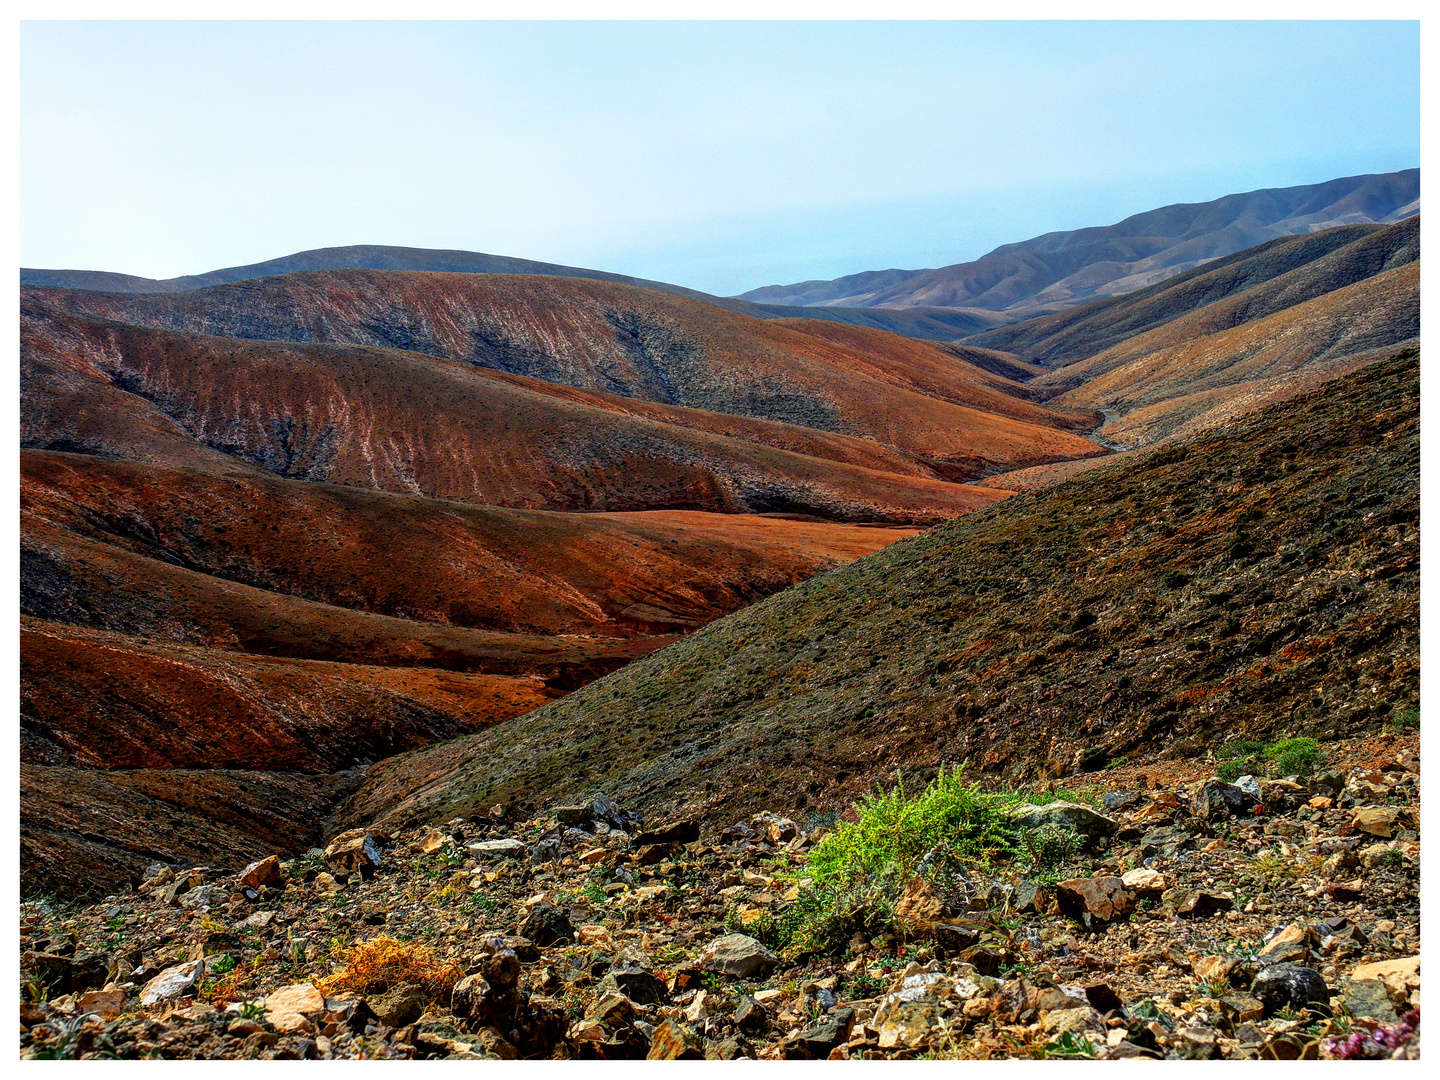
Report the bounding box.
[1055,876,1136,926]
[1257,922,1316,964]
[1252,963,1329,1017]
[467,839,527,860]
[370,983,427,1028]
[1008,801,1119,839]
[646,1019,704,1060]
[1120,868,1166,896]
[1342,980,1398,1024]
[698,934,779,979]
[1193,779,1259,820]
[1351,807,1399,837]
[519,903,574,946]
[1350,956,1420,1003]
[140,959,203,1006]
[599,955,668,1005]
[324,830,382,876]
[418,829,451,855]
[240,856,283,889]
[1139,826,1195,858]
[1216,993,1264,1023]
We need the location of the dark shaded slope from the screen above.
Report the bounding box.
[968,217,1418,366]
[341,350,1418,833]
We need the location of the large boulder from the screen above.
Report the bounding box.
[1055,876,1136,927]
[1193,779,1258,820]
[698,934,780,979]
[240,855,283,889]
[139,960,203,1006]
[468,839,527,860]
[1007,801,1119,839]
[1252,963,1330,1017]
[324,830,382,877]
[519,903,574,946]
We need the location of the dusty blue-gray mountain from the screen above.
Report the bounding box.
[738,169,1419,316]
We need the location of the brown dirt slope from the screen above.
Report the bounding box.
[22,450,922,641]
[966,217,1417,365]
[1045,262,1418,448]
[21,271,1103,475]
[21,303,1052,515]
[339,349,1418,834]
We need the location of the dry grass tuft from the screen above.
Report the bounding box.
[317,936,462,1000]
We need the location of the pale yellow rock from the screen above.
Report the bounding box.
[265,982,325,1017]
[1351,956,1420,1001]
[419,828,449,855]
[1120,868,1167,895]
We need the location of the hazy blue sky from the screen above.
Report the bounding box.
[21,20,1419,295]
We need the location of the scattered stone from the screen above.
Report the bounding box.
[1342,980,1398,1024]
[1252,963,1330,1017]
[418,829,451,855]
[1055,875,1136,926]
[139,960,203,1006]
[1193,779,1259,820]
[1257,922,1316,964]
[646,1019,704,1059]
[240,856,283,889]
[467,839,527,860]
[699,934,779,979]
[324,830,383,876]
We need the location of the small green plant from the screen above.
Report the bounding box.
[1379,848,1406,869]
[209,953,237,976]
[1386,709,1419,733]
[1263,737,1323,778]
[1019,823,1081,870]
[240,1000,267,1021]
[809,765,1019,887]
[1043,1030,1097,1058]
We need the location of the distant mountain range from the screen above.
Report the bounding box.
[20,245,1010,343]
[737,169,1418,317]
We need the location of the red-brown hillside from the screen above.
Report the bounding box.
[21,304,1044,518]
[22,271,1105,479]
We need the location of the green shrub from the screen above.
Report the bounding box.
[1020,823,1081,870]
[1262,737,1323,778]
[808,766,1018,887]
[1386,709,1419,733]
[735,880,896,959]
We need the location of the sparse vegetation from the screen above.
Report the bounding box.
[317,936,462,1001]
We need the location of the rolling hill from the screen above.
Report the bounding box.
[738,169,1418,316]
[335,349,1418,836]
[21,243,1011,342]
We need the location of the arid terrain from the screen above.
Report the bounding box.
[17,177,1421,1061]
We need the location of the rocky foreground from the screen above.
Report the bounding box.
[20,734,1419,1060]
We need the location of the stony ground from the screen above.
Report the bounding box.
[20,733,1418,1061]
